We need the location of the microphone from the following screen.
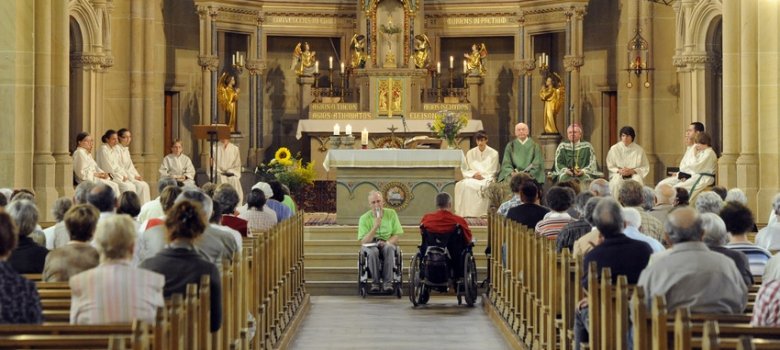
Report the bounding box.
[374,207,382,218]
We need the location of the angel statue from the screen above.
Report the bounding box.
[350,34,368,69]
[540,72,565,134]
[412,34,431,69]
[217,72,240,133]
[290,42,317,76]
[464,43,487,76]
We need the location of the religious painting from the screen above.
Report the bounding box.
[380,181,413,211]
[378,78,403,116]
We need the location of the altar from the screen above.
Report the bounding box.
[323,149,466,225]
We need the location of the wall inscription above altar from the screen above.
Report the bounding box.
[426,15,513,28]
[265,15,354,26]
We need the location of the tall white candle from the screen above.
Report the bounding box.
[361,128,369,145]
[333,123,340,135]
[463,60,467,74]
[345,124,352,135]
[329,56,333,69]
[340,62,345,74]
[232,54,236,66]
[449,56,454,69]
[437,61,441,74]
[315,61,319,74]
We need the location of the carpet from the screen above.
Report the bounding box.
[304,212,487,227]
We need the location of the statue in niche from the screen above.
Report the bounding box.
[464,43,488,76]
[412,34,431,69]
[380,18,401,67]
[217,72,240,133]
[540,72,565,134]
[291,42,317,76]
[350,34,368,69]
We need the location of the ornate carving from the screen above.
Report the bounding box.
[196,5,208,18]
[672,54,710,68]
[563,55,584,72]
[246,60,267,76]
[198,55,220,71]
[71,53,104,69]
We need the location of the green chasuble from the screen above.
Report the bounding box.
[551,141,603,182]
[498,138,545,183]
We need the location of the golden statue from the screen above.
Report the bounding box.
[464,43,487,76]
[217,72,240,133]
[412,34,431,69]
[291,42,316,76]
[350,34,368,69]
[380,18,401,67]
[540,72,565,134]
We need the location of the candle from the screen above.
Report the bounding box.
[232,54,236,66]
[340,62,345,74]
[315,61,319,74]
[437,61,441,74]
[345,124,352,135]
[463,60,467,74]
[240,53,244,65]
[329,56,333,69]
[361,128,369,145]
[449,56,454,69]
[333,123,340,135]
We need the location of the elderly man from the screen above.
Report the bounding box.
[757,194,780,251]
[358,191,403,293]
[650,183,675,224]
[695,191,724,214]
[637,207,747,313]
[588,178,610,198]
[552,124,602,183]
[618,180,665,243]
[701,213,752,287]
[42,197,73,249]
[421,192,473,280]
[498,123,544,184]
[622,208,664,253]
[606,126,650,196]
[573,198,653,350]
[454,131,499,217]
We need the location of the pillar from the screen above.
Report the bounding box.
[565,6,586,126]
[52,0,73,198]
[736,0,758,199]
[298,76,316,116]
[718,0,739,188]
[756,0,780,222]
[197,6,219,166]
[142,0,163,187]
[465,76,483,118]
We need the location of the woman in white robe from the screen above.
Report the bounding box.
[95,130,137,195]
[116,129,151,203]
[72,132,120,195]
[606,126,650,196]
[159,140,196,187]
[212,139,243,204]
[454,131,499,217]
[674,132,717,198]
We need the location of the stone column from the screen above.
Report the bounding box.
[142,0,163,186]
[564,6,586,126]
[465,76,483,118]
[52,0,73,198]
[247,59,266,168]
[755,0,779,220]
[719,0,739,188]
[298,76,316,116]
[736,0,758,197]
[130,0,144,157]
[32,0,58,219]
[197,6,218,166]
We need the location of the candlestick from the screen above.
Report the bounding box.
[345,124,352,135]
[449,56,454,69]
[329,56,333,69]
[315,61,319,74]
[361,128,369,145]
[333,123,340,135]
[437,61,441,74]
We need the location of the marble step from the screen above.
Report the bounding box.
[304,239,488,254]
[304,226,489,241]
[304,266,489,281]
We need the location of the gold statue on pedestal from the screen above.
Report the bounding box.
[464,43,487,76]
[350,34,368,69]
[380,18,401,68]
[540,72,565,134]
[217,72,240,133]
[412,34,431,69]
[291,42,317,76]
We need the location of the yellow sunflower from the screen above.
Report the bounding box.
[275,147,293,166]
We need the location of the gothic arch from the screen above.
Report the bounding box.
[68,0,102,54]
[687,0,722,54]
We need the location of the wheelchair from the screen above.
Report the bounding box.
[357,241,403,298]
[408,224,478,307]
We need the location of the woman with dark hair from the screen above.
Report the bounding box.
[96,129,137,197]
[723,202,771,276]
[674,187,690,207]
[239,189,278,234]
[605,125,650,197]
[72,132,120,194]
[140,200,222,332]
[675,132,718,198]
[117,191,142,219]
[0,212,43,323]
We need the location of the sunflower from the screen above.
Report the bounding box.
[275,147,293,166]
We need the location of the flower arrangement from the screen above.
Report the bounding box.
[428,110,469,147]
[256,147,316,193]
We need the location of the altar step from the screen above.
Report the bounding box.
[304,225,489,296]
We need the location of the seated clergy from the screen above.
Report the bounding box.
[454,130,499,217]
[159,139,196,187]
[497,123,545,184]
[116,129,151,203]
[605,126,649,196]
[551,124,602,183]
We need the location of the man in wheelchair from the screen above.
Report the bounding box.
[420,193,474,279]
[358,190,403,293]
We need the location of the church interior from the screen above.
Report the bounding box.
[2,0,780,348]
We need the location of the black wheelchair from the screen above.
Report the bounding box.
[408,224,478,307]
[357,241,403,298]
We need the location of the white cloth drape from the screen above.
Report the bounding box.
[454,146,499,217]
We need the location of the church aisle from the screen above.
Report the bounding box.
[289,295,511,349]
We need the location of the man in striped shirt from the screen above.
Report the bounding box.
[722,202,771,276]
[535,186,576,240]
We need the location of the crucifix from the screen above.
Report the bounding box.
[387,124,398,148]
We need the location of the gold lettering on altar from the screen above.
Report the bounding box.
[311,103,360,111]
[445,17,509,25]
[423,103,471,112]
[310,112,374,120]
[266,16,352,26]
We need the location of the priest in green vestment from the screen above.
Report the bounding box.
[551,124,602,183]
[498,123,545,183]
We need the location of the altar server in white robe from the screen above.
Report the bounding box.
[116,129,151,203]
[657,122,704,188]
[72,132,120,195]
[159,139,196,187]
[672,132,717,198]
[212,138,243,204]
[606,126,649,197]
[95,130,137,195]
[454,130,499,217]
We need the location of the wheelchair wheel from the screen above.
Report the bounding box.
[409,254,422,306]
[357,252,366,298]
[463,251,478,307]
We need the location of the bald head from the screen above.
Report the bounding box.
[589,178,610,197]
[654,183,675,205]
[514,123,529,141]
[566,124,583,142]
[665,207,704,244]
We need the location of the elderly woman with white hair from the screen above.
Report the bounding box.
[69,215,165,325]
[6,200,49,274]
[701,212,752,287]
[695,191,724,215]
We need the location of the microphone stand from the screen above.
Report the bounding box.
[400,113,408,149]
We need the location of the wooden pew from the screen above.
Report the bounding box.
[0,319,151,349]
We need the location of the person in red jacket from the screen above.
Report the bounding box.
[420,192,473,244]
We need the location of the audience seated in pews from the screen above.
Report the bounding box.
[695,191,724,214]
[42,197,73,250]
[535,186,576,240]
[556,191,594,253]
[507,181,549,229]
[280,184,297,214]
[674,187,690,207]
[268,180,295,221]
[637,207,747,313]
[135,185,183,264]
[650,183,675,224]
[621,208,665,252]
[496,172,531,217]
[572,197,604,257]
[176,190,239,270]
[117,191,141,220]
[87,184,118,227]
[588,178,611,198]
[73,180,96,205]
[722,201,771,276]
[214,183,248,237]
[7,199,48,274]
[752,279,780,326]
[0,211,43,323]
[238,188,278,234]
[711,185,728,200]
[139,200,222,332]
[756,193,780,251]
[641,186,655,212]
[42,204,100,282]
[617,180,665,244]
[137,177,178,224]
[70,214,165,325]
[574,198,653,350]
[700,212,753,287]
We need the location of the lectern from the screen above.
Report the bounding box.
[193,124,232,183]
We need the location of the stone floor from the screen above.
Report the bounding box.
[289,295,511,349]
